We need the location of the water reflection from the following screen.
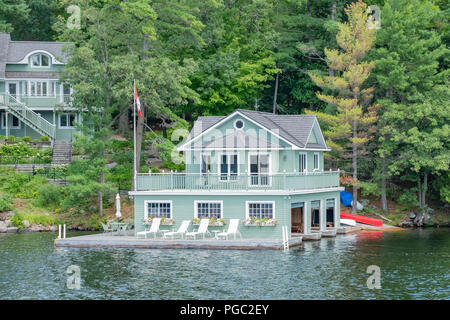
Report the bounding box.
[0,229,449,299]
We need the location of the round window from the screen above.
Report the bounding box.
[234,119,244,129]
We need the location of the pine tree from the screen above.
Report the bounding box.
[307,0,377,214]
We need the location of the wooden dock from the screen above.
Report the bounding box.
[55,232,303,250]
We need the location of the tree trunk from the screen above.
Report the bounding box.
[118,107,129,135]
[418,178,422,209]
[329,2,336,78]
[273,72,279,114]
[422,172,428,208]
[98,171,104,215]
[352,119,358,214]
[380,157,388,213]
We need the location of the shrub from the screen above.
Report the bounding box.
[23,213,61,226]
[11,212,24,229]
[40,136,49,142]
[7,136,15,142]
[35,184,63,208]
[23,136,32,142]
[0,195,13,212]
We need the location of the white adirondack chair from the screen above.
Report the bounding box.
[185,218,210,240]
[163,220,191,240]
[216,219,241,240]
[137,218,161,239]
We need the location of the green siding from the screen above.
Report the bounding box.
[134,190,341,239]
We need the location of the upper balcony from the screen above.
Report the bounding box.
[135,171,341,192]
[0,93,72,108]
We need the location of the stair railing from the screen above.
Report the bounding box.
[3,93,56,139]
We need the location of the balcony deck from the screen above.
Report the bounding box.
[135,171,340,192]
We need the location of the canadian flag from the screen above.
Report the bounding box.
[134,83,143,118]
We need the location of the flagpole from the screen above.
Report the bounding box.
[133,79,137,192]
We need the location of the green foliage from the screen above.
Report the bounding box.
[34,184,64,208]
[22,213,61,226]
[398,188,420,210]
[11,212,24,229]
[359,182,381,197]
[8,136,15,142]
[22,136,31,142]
[40,136,49,142]
[0,142,52,163]
[0,195,13,212]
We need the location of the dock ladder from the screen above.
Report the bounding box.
[282,226,289,251]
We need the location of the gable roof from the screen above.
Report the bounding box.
[201,130,283,149]
[179,109,329,151]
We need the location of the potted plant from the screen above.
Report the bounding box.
[192,216,226,226]
[242,217,278,227]
[142,216,175,225]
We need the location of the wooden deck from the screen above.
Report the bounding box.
[54,232,303,250]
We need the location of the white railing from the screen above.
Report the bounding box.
[2,93,56,139]
[135,171,340,191]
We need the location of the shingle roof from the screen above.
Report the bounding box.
[184,109,326,150]
[7,41,71,63]
[0,32,71,77]
[0,33,11,78]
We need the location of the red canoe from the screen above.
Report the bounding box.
[340,212,383,227]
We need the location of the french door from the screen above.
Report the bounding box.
[249,154,270,186]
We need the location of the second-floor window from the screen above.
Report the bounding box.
[26,81,57,97]
[31,54,50,67]
[313,153,319,171]
[220,154,238,180]
[299,152,307,173]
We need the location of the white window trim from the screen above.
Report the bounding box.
[194,200,224,219]
[144,200,173,219]
[247,152,272,174]
[30,53,51,68]
[28,80,55,97]
[233,119,245,130]
[247,152,272,187]
[1,113,21,129]
[313,152,320,171]
[219,152,239,180]
[245,200,276,220]
[58,113,76,129]
[200,152,212,173]
[299,152,307,173]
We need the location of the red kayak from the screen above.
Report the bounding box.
[340,212,383,227]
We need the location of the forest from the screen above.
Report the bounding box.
[0,0,448,224]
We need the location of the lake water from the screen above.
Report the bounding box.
[0,229,449,300]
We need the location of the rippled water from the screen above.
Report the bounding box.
[0,229,449,299]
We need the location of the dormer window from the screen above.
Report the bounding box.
[31,54,50,67]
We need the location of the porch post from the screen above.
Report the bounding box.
[320,199,327,232]
[304,201,310,234]
[5,111,9,138]
[335,197,340,228]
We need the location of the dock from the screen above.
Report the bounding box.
[55,232,303,250]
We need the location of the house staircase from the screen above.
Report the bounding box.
[0,93,56,140]
[51,141,72,165]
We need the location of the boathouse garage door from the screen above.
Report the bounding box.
[291,202,304,233]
